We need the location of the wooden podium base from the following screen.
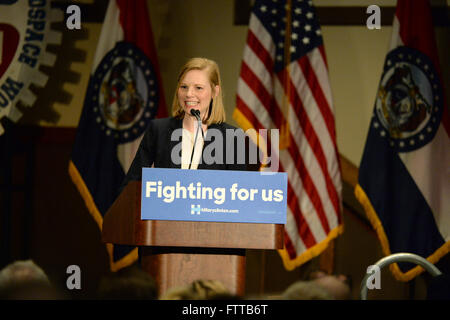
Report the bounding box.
[141,247,246,297]
[102,182,284,298]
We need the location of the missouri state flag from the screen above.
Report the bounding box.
[355,0,450,281]
[69,0,166,272]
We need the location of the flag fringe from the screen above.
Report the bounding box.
[278,224,344,271]
[68,161,103,229]
[68,161,138,272]
[233,108,269,168]
[233,108,253,135]
[354,184,450,282]
[106,244,139,273]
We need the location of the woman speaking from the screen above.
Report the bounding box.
[122,57,248,187]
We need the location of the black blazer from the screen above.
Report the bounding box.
[122,117,248,187]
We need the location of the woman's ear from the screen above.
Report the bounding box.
[214,85,220,98]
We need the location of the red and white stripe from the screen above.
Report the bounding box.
[235,13,343,269]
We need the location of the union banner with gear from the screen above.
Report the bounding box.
[0,0,62,134]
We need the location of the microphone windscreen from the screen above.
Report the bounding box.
[190,109,200,118]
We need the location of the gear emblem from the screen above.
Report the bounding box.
[0,0,63,134]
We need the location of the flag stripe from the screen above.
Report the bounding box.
[280,151,328,242]
[240,63,273,114]
[242,45,273,95]
[248,15,276,59]
[442,108,450,140]
[278,68,341,221]
[91,1,123,72]
[398,125,450,238]
[237,78,274,129]
[236,96,262,130]
[247,31,275,78]
[286,184,318,249]
[283,227,301,259]
[301,49,337,145]
[289,62,342,219]
[318,45,329,70]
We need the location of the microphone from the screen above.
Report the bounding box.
[190,108,201,120]
[188,109,203,169]
[190,109,203,137]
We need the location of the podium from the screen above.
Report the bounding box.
[102,181,284,296]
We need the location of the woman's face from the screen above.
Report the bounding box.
[177,69,219,120]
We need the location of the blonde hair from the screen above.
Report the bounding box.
[172,57,226,125]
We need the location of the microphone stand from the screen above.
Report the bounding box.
[188,109,203,169]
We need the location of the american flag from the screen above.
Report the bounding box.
[233,0,343,270]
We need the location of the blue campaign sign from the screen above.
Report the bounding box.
[141,168,287,224]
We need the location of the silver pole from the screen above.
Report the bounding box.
[360,252,442,300]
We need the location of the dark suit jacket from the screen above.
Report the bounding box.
[122,117,248,187]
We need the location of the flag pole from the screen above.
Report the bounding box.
[280,0,292,150]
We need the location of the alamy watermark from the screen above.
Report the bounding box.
[66,5,81,30]
[366,5,381,30]
[366,265,381,290]
[170,128,280,174]
[66,265,81,290]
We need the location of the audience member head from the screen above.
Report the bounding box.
[281,280,334,300]
[308,270,352,300]
[0,260,64,299]
[160,279,231,300]
[97,264,157,300]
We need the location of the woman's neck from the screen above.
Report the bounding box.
[183,114,207,133]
